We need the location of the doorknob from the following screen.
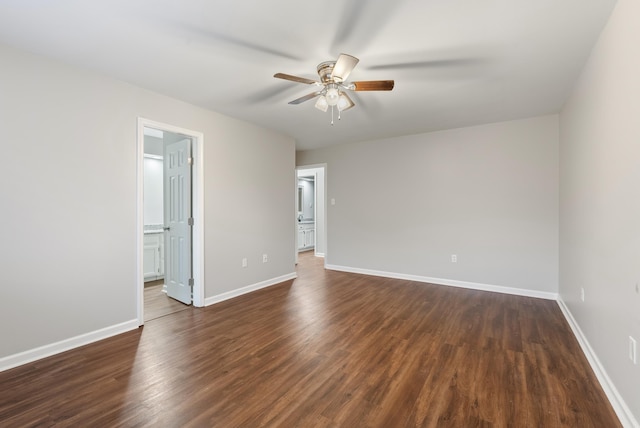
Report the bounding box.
[163,227,171,231]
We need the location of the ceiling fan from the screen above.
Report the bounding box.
[274,53,394,124]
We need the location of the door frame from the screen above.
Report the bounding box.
[295,164,327,266]
[136,118,205,325]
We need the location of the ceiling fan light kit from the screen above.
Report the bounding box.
[325,85,340,106]
[275,53,394,125]
[314,95,329,112]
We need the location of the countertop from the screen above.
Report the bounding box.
[144,224,163,234]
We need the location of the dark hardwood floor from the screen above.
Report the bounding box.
[0,252,620,427]
[144,282,190,322]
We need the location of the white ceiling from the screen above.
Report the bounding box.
[0,0,617,150]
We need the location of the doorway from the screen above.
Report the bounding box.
[295,165,327,265]
[137,118,205,325]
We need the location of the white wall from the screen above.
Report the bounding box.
[143,135,163,156]
[559,0,640,424]
[0,43,295,362]
[297,115,559,295]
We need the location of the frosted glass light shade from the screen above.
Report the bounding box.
[314,96,328,112]
[326,87,339,106]
[337,93,355,111]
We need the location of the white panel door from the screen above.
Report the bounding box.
[164,139,192,304]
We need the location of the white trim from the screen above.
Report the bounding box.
[0,320,139,373]
[325,264,558,300]
[136,121,145,325]
[294,170,299,265]
[315,253,325,258]
[137,118,206,326]
[313,171,318,256]
[557,299,638,428]
[191,127,205,308]
[204,273,297,307]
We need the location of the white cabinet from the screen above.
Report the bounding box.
[298,223,315,251]
[305,228,315,248]
[143,233,164,281]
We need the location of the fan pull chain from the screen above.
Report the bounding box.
[331,106,334,125]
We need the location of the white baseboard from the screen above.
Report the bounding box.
[315,252,325,258]
[325,264,558,300]
[0,319,139,373]
[557,299,638,428]
[204,272,297,306]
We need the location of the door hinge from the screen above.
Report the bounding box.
[188,156,193,165]
[188,217,194,226]
[188,278,194,286]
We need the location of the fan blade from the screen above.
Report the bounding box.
[331,1,405,54]
[164,22,302,61]
[274,73,319,85]
[246,85,292,103]
[351,80,395,91]
[368,58,488,71]
[289,92,321,105]
[332,54,359,82]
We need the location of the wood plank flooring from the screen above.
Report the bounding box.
[144,283,190,322]
[0,252,621,427]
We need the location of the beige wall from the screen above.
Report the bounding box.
[0,43,295,360]
[560,0,640,423]
[298,115,559,295]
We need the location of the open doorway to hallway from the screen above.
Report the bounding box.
[137,118,206,325]
[296,165,327,265]
[142,126,193,321]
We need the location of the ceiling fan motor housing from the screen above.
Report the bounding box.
[317,61,337,84]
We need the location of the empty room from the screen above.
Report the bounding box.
[0,0,638,426]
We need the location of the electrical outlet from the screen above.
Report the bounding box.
[451,254,457,263]
[242,258,247,268]
[580,287,585,302]
[262,254,268,263]
[629,336,637,364]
